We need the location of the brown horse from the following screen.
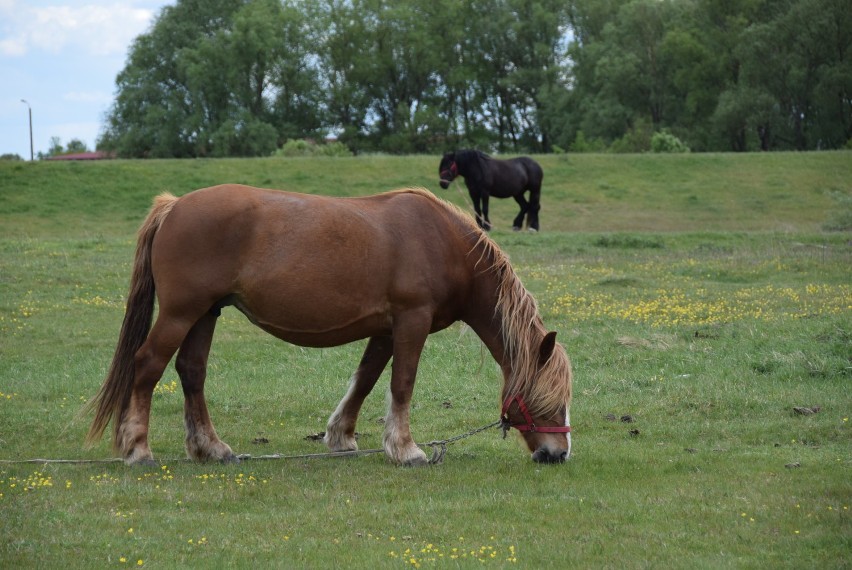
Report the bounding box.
[85,185,572,466]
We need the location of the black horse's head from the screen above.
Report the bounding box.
[438,152,458,189]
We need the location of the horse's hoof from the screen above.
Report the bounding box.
[124,447,156,467]
[402,455,430,468]
[389,444,429,467]
[528,228,538,233]
[512,226,521,232]
[127,457,158,468]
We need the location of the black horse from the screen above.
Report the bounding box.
[439,149,544,231]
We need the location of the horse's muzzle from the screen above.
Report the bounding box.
[439,179,451,189]
[532,447,568,464]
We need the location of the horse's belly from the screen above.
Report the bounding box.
[233,296,393,348]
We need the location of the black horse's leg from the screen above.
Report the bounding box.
[528,187,542,231]
[467,187,487,230]
[481,193,492,231]
[512,194,530,231]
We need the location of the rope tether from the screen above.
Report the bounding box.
[0,420,503,466]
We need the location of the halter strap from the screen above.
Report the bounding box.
[501,394,571,434]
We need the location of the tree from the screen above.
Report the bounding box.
[728,0,852,149]
[99,0,850,156]
[65,139,89,154]
[37,136,90,159]
[100,0,320,157]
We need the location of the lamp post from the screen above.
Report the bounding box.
[20,99,33,161]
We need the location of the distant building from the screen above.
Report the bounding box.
[46,151,115,161]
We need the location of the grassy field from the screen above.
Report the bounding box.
[0,152,850,568]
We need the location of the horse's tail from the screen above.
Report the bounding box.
[84,193,179,450]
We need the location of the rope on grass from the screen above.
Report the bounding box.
[0,420,502,466]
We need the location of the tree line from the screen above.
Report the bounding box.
[98,0,851,157]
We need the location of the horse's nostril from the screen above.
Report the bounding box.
[532,448,567,464]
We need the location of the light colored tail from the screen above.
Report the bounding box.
[84,193,179,450]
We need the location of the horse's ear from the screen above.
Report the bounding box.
[538,331,557,366]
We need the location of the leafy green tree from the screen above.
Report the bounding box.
[99,0,245,157]
[560,0,676,148]
[101,0,319,157]
[48,136,64,156]
[65,139,89,154]
[98,0,849,156]
[728,0,852,149]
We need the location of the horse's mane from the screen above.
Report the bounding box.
[397,188,572,418]
[456,149,490,160]
[485,238,572,419]
[454,149,490,169]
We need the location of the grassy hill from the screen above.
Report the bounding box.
[2,151,850,237]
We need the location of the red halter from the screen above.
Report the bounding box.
[439,161,458,184]
[501,394,571,435]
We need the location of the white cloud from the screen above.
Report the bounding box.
[0,2,154,57]
[0,37,25,56]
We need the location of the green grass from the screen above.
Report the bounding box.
[0,153,850,568]
[1,151,849,237]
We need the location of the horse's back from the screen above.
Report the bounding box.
[482,156,542,196]
[150,185,478,345]
[155,185,468,276]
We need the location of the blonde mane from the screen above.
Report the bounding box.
[484,238,572,419]
[403,188,572,419]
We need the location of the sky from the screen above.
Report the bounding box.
[0,0,172,158]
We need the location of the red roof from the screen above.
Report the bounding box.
[47,151,115,161]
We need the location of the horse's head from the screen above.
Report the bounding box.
[501,332,572,464]
[438,152,458,189]
[502,394,571,463]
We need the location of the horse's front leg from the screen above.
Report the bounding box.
[467,187,489,231]
[480,193,492,231]
[383,312,431,466]
[325,336,393,452]
[176,312,237,463]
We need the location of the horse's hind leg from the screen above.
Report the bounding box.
[325,335,393,452]
[176,312,237,463]
[118,317,190,465]
[512,194,530,231]
[527,187,542,231]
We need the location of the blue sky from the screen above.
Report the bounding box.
[0,0,171,158]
